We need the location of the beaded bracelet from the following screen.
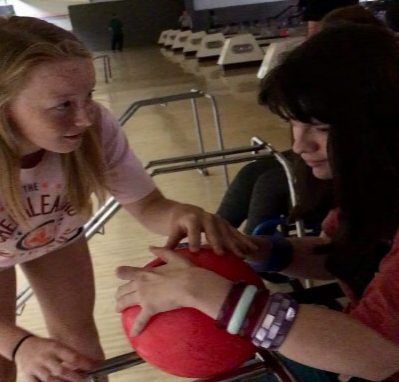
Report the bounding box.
[246,235,293,273]
[251,293,298,350]
[216,282,247,330]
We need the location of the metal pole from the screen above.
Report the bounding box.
[118,90,204,126]
[204,93,229,186]
[145,143,266,168]
[264,144,305,238]
[83,197,121,240]
[83,352,273,382]
[103,56,108,83]
[106,55,112,80]
[93,55,110,84]
[190,97,209,175]
[83,352,144,381]
[149,153,273,177]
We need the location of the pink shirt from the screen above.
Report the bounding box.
[0,104,155,268]
[322,210,399,381]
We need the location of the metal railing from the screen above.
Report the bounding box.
[250,137,304,238]
[119,89,228,183]
[83,352,275,382]
[93,55,112,83]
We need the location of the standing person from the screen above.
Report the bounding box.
[207,10,219,31]
[108,14,124,51]
[116,24,399,381]
[0,16,255,382]
[178,10,193,30]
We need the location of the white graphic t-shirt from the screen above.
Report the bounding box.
[0,104,155,268]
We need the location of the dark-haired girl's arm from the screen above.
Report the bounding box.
[248,235,334,280]
[280,236,334,280]
[116,247,399,381]
[278,304,399,381]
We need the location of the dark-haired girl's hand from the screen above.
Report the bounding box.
[115,246,233,336]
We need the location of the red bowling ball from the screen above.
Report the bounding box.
[121,246,265,378]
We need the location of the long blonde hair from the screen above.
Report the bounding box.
[0,16,107,225]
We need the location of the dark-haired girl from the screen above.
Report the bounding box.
[116,24,399,381]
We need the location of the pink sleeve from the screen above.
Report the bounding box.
[98,104,155,204]
[349,235,399,345]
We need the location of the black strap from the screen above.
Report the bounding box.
[12,334,34,361]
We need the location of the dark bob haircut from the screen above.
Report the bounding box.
[259,24,399,297]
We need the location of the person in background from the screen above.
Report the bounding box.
[178,10,193,31]
[108,13,124,52]
[208,10,219,31]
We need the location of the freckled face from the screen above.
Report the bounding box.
[7,58,96,155]
[291,119,333,180]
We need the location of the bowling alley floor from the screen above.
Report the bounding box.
[16,46,292,381]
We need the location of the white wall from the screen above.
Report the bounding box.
[4,0,89,30]
[11,0,87,17]
[1,0,128,30]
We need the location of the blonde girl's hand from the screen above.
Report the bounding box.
[164,203,258,257]
[14,335,95,382]
[115,246,232,336]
